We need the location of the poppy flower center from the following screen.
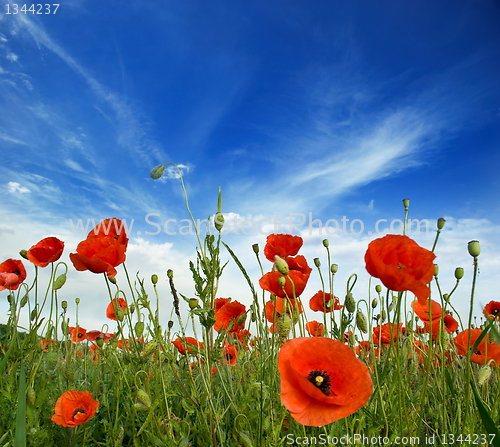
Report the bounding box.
[72,407,86,418]
[225,353,233,361]
[12,270,21,275]
[397,264,406,270]
[491,309,500,317]
[474,349,483,355]
[307,369,332,396]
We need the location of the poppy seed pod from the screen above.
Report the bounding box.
[437,218,446,230]
[468,240,481,257]
[314,258,321,268]
[115,309,125,322]
[167,269,174,279]
[274,256,290,275]
[252,243,259,254]
[323,239,329,248]
[61,300,68,310]
[151,274,158,285]
[455,267,464,280]
[150,164,165,180]
[434,264,439,277]
[331,264,338,274]
[402,198,410,209]
[75,298,80,304]
[375,285,382,293]
[189,298,199,309]
[345,293,356,313]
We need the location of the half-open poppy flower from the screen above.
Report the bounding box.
[87,218,129,249]
[214,300,246,333]
[425,314,459,337]
[483,301,500,320]
[26,237,64,268]
[172,337,203,355]
[70,237,126,277]
[106,298,127,321]
[309,291,342,313]
[0,259,26,291]
[263,234,303,262]
[412,299,442,323]
[51,390,99,427]
[365,235,435,305]
[306,321,324,337]
[278,337,373,426]
[454,328,500,365]
[259,255,312,298]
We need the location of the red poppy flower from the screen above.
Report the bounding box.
[85,330,114,342]
[309,291,342,313]
[412,299,442,323]
[0,259,26,291]
[223,343,238,365]
[235,329,251,346]
[117,339,131,351]
[365,235,436,305]
[306,321,324,337]
[87,218,129,249]
[454,328,500,365]
[483,301,500,320]
[26,237,64,268]
[215,298,230,312]
[373,323,405,345]
[69,327,87,343]
[265,298,303,325]
[214,300,246,333]
[278,337,373,426]
[263,234,303,262]
[70,237,126,277]
[425,314,459,336]
[51,390,99,427]
[259,255,312,298]
[172,337,203,355]
[106,298,127,321]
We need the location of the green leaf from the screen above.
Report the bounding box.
[470,378,500,446]
[15,361,26,447]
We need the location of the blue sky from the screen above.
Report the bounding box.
[1,0,499,334]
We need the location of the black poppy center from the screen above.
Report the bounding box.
[475,349,483,355]
[72,407,86,418]
[491,309,500,317]
[12,270,21,275]
[307,369,332,396]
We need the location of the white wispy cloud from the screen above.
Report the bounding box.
[6,52,18,62]
[7,181,30,194]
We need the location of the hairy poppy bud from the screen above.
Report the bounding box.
[468,240,481,257]
[375,285,382,293]
[356,311,368,334]
[135,389,151,409]
[214,213,225,232]
[44,352,58,374]
[61,319,69,335]
[140,340,158,358]
[331,264,338,274]
[274,256,289,275]
[402,198,410,209]
[236,313,247,327]
[63,363,76,382]
[27,387,36,406]
[20,294,28,308]
[151,274,158,285]
[443,294,450,302]
[129,303,135,314]
[53,273,66,290]
[115,309,125,322]
[381,310,387,322]
[168,320,174,329]
[345,293,356,313]
[135,321,144,337]
[236,431,253,447]
[252,243,259,254]
[96,336,104,348]
[478,366,492,387]
[115,426,124,447]
[314,258,321,268]
[150,164,165,180]
[277,314,292,344]
[19,249,28,260]
[323,239,329,248]
[437,218,446,230]
[455,267,464,280]
[277,276,286,287]
[440,330,450,350]
[30,308,37,321]
[371,298,378,308]
[387,303,393,313]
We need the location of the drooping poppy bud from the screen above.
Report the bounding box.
[150,164,165,180]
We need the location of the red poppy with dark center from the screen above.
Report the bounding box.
[106,298,127,321]
[51,390,99,427]
[27,237,64,268]
[425,314,459,337]
[373,323,405,345]
[214,300,246,333]
[412,299,442,323]
[454,328,500,365]
[278,337,373,426]
[69,326,87,343]
[87,218,129,249]
[263,234,303,262]
[172,337,203,355]
[70,237,126,277]
[259,255,312,298]
[306,321,324,337]
[309,291,342,313]
[0,259,26,291]
[223,343,238,365]
[483,301,500,320]
[365,235,436,305]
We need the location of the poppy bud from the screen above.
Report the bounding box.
[381,310,387,322]
[61,320,69,336]
[151,274,158,285]
[214,213,225,232]
[443,294,450,302]
[135,321,145,337]
[61,300,68,310]
[314,258,321,268]
[274,256,289,275]
[323,239,329,248]
[437,218,446,230]
[331,264,338,274]
[468,240,481,257]
[115,309,125,322]
[189,298,199,309]
[252,243,259,254]
[140,340,158,358]
[276,314,292,343]
[30,309,37,321]
[402,198,410,209]
[356,311,368,334]
[167,269,173,279]
[478,366,492,387]
[27,387,36,406]
[130,304,135,314]
[434,264,439,277]
[43,352,58,374]
[455,267,464,280]
[387,303,393,313]
[7,294,13,305]
[96,336,104,348]
[20,294,28,308]
[115,426,124,447]
[440,330,450,350]
[75,298,80,304]
[108,276,117,285]
[345,293,356,313]
[150,164,166,180]
[53,273,66,290]
[168,320,174,329]
[236,313,247,327]
[236,431,253,447]
[19,249,28,260]
[178,438,190,447]
[63,363,76,382]
[251,311,257,322]
[371,298,378,308]
[135,389,151,409]
[348,333,356,348]
[277,276,286,287]
[375,285,382,293]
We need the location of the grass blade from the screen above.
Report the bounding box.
[15,361,26,447]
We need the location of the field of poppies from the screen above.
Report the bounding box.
[1,165,500,446]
